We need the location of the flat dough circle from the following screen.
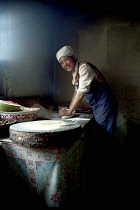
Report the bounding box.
[10,120,80,133]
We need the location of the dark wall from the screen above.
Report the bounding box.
[54,14,140,143]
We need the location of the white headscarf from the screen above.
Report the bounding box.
[56,46,75,62]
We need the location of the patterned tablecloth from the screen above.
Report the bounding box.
[1,132,86,207]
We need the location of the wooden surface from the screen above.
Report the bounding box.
[10,120,82,148]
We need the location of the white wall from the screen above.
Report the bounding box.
[0,1,56,97]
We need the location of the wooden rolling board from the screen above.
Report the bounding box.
[10,120,82,148]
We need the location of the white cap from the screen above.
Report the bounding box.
[56,46,75,62]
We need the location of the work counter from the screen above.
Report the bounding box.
[0,106,93,207]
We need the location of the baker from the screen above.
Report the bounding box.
[56,46,117,137]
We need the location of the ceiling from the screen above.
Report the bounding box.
[41,0,140,18]
[4,0,140,19]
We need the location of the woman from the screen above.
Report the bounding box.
[56,46,117,137]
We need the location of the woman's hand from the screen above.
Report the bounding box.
[59,92,84,118]
[59,107,70,118]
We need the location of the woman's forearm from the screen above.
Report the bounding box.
[59,92,83,118]
[69,91,77,109]
[68,92,84,114]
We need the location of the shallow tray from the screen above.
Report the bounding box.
[0,106,40,122]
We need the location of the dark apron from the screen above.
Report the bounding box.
[80,79,117,136]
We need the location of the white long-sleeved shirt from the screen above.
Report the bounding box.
[72,61,95,95]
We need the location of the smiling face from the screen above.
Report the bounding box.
[59,56,76,72]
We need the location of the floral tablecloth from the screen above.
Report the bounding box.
[1,133,86,207]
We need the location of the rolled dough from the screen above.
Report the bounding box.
[10,119,80,133]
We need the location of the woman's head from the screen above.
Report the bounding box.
[56,46,76,72]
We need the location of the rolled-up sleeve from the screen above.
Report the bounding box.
[76,63,94,95]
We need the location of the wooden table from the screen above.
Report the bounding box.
[0,108,93,207]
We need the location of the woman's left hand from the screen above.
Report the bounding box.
[59,107,70,118]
